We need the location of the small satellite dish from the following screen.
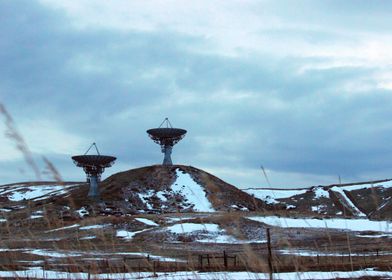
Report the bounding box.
[71,143,116,198]
[147,118,186,165]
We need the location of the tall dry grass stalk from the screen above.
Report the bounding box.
[0,103,41,180]
[42,156,63,183]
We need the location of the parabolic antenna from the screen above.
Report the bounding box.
[147,118,187,165]
[71,143,116,198]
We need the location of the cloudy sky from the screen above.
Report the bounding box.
[1,0,392,188]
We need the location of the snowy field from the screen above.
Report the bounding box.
[248,216,392,233]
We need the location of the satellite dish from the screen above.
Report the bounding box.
[147,118,186,165]
[71,143,116,198]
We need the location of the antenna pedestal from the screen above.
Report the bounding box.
[162,145,173,165]
[88,175,100,197]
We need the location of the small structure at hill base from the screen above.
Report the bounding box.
[147,118,187,165]
[72,143,116,198]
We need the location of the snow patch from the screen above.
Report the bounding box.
[168,223,219,234]
[314,187,329,199]
[230,205,249,211]
[330,187,366,217]
[135,218,158,226]
[166,223,265,244]
[155,191,167,202]
[76,207,89,218]
[138,190,154,210]
[311,206,321,213]
[171,169,214,212]
[30,215,43,219]
[6,184,77,201]
[79,224,110,230]
[165,216,197,223]
[80,236,96,240]
[46,224,80,232]
[27,249,82,258]
[244,188,307,204]
[116,229,147,240]
[279,249,392,257]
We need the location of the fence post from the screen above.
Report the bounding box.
[267,228,273,280]
[363,250,366,265]
[207,254,210,267]
[223,251,228,269]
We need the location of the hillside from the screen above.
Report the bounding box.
[0,166,391,278]
[243,179,392,219]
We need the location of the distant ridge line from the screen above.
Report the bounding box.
[243,178,392,191]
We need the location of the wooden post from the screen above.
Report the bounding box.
[317,254,319,265]
[87,265,91,280]
[267,228,273,280]
[223,251,228,269]
[199,255,203,269]
[207,254,210,267]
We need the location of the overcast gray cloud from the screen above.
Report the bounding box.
[1,0,392,188]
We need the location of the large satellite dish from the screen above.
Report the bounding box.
[72,143,116,198]
[147,118,186,165]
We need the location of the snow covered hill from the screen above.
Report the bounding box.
[98,165,266,214]
[243,179,392,218]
